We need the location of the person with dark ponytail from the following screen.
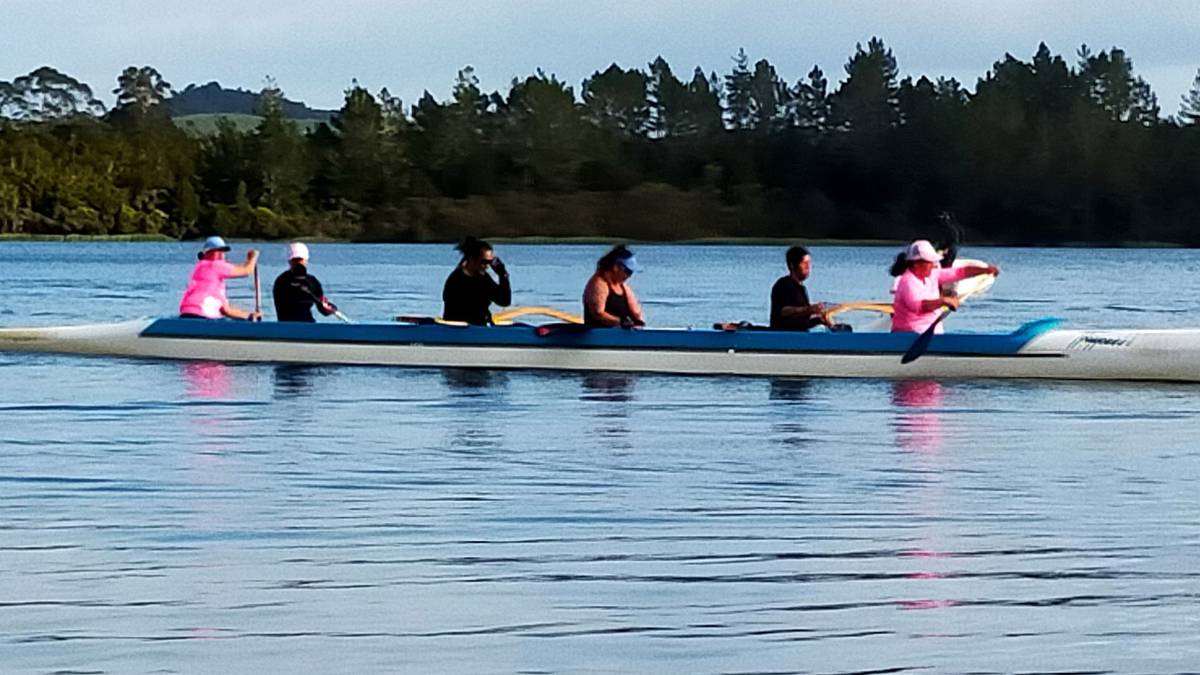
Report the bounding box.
[891,240,997,334]
[583,245,645,328]
[442,237,511,325]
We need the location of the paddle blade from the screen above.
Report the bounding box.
[900,310,951,364]
[900,329,936,364]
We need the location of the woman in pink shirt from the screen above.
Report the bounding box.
[891,240,997,334]
[179,236,262,320]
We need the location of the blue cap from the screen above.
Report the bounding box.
[200,236,231,253]
[618,255,641,274]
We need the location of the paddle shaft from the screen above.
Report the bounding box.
[900,307,954,364]
[253,265,261,317]
[298,285,351,323]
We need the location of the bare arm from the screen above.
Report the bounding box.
[624,284,645,325]
[584,277,621,327]
[918,295,961,313]
[221,303,262,321]
[962,264,999,278]
[227,250,260,278]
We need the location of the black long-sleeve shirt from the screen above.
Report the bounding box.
[442,267,511,325]
[274,266,333,322]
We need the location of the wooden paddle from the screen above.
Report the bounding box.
[492,306,583,325]
[900,307,954,364]
[253,264,261,321]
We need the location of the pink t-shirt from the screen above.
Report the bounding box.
[891,266,969,333]
[179,259,235,318]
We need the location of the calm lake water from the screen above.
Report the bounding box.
[1,242,1199,674]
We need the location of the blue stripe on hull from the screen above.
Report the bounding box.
[140,317,1061,356]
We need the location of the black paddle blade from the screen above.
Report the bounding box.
[900,309,951,364]
[900,330,936,364]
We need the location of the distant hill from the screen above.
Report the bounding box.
[170,82,335,120]
[174,113,324,136]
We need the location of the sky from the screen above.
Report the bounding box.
[5,0,1200,116]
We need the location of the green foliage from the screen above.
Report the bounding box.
[1180,69,1200,126]
[253,81,310,211]
[0,67,105,121]
[0,49,1197,244]
[176,113,322,136]
[583,63,649,136]
[503,71,589,192]
[113,66,171,115]
[829,38,900,138]
[724,49,754,130]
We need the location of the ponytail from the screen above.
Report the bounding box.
[888,252,908,277]
[597,245,634,272]
[455,236,492,263]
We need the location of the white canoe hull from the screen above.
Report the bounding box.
[3,319,1200,382]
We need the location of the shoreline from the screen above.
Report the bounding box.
[0,233,1191,248]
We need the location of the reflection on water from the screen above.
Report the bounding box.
[6,243,1200,673]
[768,378,814,447]
[442,367,509,394]
[441,369,510,450]
[580,372,636,403]
[182,361,232,399]
[272,365,320,399]
[768,377,811,402]
[892,379,944,452]
[580,372,635,446]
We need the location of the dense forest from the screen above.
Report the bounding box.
[2,40,1200,244]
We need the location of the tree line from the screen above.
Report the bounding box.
[2,40,1200,244]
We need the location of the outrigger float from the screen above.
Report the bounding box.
[1,313,1199,382]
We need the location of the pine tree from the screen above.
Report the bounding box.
[683,68,722,135]
[332,82,386,207]
[790,65,829,130]
[1180,68,1200,125]
[724,48,754,130]
[254,79,308,211]
[1077,45,1159,125]
[583,63,649,136]
[646,57,685,138]
[112,66,171,115]
[748,58,788,132]
[828,37,900,135]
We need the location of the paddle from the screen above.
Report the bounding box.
[298,286,351,323]
[492,306,583,325]
[253,264,261,321]
[900,306,954,364]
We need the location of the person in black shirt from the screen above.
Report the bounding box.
[442,237,512,325]
[769,245,833,331]
[273,242,338,322]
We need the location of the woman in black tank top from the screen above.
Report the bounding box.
[583,246,646,327]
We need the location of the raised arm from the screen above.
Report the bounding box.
[493,271,512,307]
[227,249,259,277]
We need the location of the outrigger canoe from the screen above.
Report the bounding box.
[2,316,1199,382]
